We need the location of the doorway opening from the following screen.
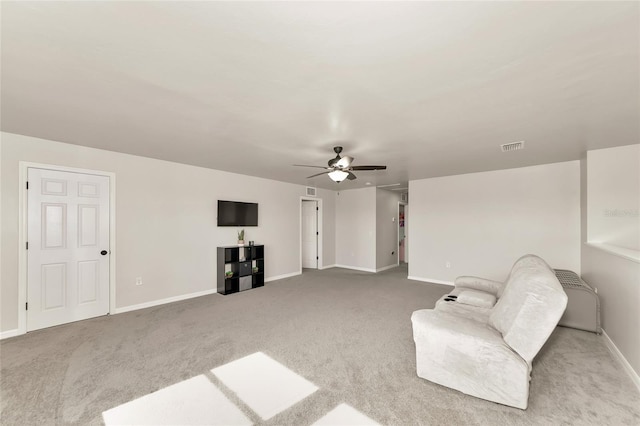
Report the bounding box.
[398,202,408,265]
[300,197,322,272]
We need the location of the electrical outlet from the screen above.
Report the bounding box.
[136,277,143,286]
[445,262,451,269]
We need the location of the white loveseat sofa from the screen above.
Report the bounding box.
[411,255,567,409]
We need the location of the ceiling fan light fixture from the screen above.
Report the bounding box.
[328,170,349,182]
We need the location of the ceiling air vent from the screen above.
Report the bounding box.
[306,187,316,197]
[501,141,525,152]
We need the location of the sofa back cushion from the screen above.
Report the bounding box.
[499,254,548,297]
[489,255,568,363]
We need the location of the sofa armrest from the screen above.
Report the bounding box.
[412,309,507,348]
[454,276,503,296]
[411,309,531,409]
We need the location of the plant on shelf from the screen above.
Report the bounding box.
[225,270,234,278]
[252,266,259,273]
[237,229,245,246]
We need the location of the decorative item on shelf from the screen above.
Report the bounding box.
[249,240,254,246]
[237,229,245,246]
[252,266,259,273]
[225,270,234,278]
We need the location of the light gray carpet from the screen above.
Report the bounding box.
[1,265,639,425]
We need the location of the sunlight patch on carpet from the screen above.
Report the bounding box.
[101,375,252,425]
[312,403,381,425]
[211,351,318,420]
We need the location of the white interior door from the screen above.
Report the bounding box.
[301,200,318,269]
[27,168,110,331]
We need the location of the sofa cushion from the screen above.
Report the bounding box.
[499,254,550,298]
[489,258,568,363]
[457,289,497,309]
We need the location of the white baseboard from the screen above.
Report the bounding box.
[265,271,301,283]
[334,264,377,273]
[376,264,398,273]
[335,264,397,273]
[602,329,640,393]
[0,328,22,340]
[114,289,218,314]
[319,264,337,270]
[407,276,455,286]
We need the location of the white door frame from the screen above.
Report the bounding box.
[299,196,323,272]
[17,162,117,336]
[397,201,408,266]
[301,199,318,269]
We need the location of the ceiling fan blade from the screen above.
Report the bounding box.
[350,165,387,171]
[336,156,354,168]
[347,172,357,180]
[293,164,329,169]
[306,171,331,179]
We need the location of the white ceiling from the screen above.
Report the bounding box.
[1,1,638,190]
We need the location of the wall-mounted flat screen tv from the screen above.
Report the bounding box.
[217,200,258,226]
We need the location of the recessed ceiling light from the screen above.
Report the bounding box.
[365,182,371,185]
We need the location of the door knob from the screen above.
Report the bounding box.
[101,250,108,255]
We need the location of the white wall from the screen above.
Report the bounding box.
[581,148,640,378]
[0,132,336,333]
[376,188,401,270]
[587,144,640,251]
[408,161,581,283]
[582,245,640,377]
[335,187,376,271]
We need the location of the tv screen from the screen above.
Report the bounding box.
[217,200,258,226]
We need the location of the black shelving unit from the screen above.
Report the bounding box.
[217,245,264,295]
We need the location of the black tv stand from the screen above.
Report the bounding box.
[217,245,264,295]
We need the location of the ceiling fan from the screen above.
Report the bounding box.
[294,146,387,183]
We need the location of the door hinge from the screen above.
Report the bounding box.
[26,242,29,250]
[26,302,28,310]
[316,206,319,211]
[316,256,319,260]
[26,181,29,190]
[316,231,319,235]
